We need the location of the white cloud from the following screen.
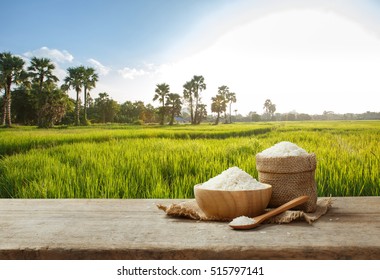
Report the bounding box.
[87,58,111,76]
[118,67,147,80]
[21,47,74,83]
[23,46,74,63]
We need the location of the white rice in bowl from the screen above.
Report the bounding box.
[199,166,267,190]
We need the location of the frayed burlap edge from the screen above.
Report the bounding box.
[157,197,332,224]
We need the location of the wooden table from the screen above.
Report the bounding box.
[0,197,379,259]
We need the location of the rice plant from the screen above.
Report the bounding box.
[0,121,378,198]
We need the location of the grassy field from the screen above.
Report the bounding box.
[0,121,379,198]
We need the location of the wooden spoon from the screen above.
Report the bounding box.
[229,195,309,230]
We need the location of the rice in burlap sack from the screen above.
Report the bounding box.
[256,153,317,212]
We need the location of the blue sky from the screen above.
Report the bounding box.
[2,0,380,115]
[2,0,229,66]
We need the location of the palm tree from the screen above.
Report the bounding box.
[211,94,226,125]
[195,103,207,124]
[191,75,206,124]
[0,71,4,122]
[153,83,170,125]
[226,91,237,123]
[182,80,194,124]
[0,52,26,127]
[166,93,182,125]
[217,85,229,122]
[27,57,59,95]
[64,66,84,125]
[27,57,59,126]
[82,67,98,124]
[263,99,276,120]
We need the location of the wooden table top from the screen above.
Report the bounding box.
[0,197,379,259]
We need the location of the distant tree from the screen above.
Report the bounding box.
[10,86,35,124]
[248,111,261,122]
[0,52,27,127]
[144,103,158,123]
[153,83,170,125]
[117,100,153,124]
[211,94,226,125]
[37,85,71,128]
[82,67,98,125]
[216,85,229,122]
[298,113,312,121]
[27,57,59,95]
[217,85,230,122]
[195,103,207,124]
[191,75,206,124]
[183,81,194,124]
[166,93,182,125]
[226,91,236,123]
[27,57,59,127]
[263,99,276,120]
[282,113,296,121]
[134,101,146,122]
[94,92,120,123]
[183,75,206,125]
[0,71,5,122]
[63,66,85,125]
[323,110,335,120]
[118,101,136,123]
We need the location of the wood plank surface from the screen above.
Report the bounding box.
[0,197,379,259]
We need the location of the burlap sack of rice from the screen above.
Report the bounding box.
[256,153,317,212]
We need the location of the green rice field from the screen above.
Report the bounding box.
[0,121,379,198]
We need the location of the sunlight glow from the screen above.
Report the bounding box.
[154,9,380,114]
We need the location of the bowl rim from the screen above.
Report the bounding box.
[194,183,272,192]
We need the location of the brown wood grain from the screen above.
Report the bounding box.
[0,197,379,259]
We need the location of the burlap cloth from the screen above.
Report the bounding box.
[157,197,332,224]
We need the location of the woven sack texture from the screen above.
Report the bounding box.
[256,153,317,212]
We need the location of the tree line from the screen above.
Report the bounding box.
[0,52,100,127]
[0,52,156,127]
[1,51,242,127]
[2,51,378,127]
[152,75,237,125]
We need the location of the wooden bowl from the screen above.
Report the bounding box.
[194,184,272,220]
